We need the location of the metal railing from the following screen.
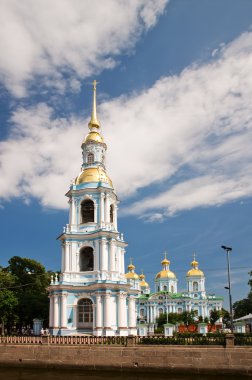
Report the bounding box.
[0,334,251,346]
[138,335,226,346]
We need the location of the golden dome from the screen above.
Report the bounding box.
[139,273,149,288]
[128,263,135,271]
[83,131,104,144]
[187,268,204,277]
[75,167,113,187]
[161,258,170,266]
[187,256,204,277]
[156,270,176,280]
[125,272,139,280]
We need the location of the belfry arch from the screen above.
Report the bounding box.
[81,199,94,223]
[79,246,94,271]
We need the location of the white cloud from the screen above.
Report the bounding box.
[0,0,168,97]
[1,31,252,216]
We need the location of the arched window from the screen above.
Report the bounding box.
[110,204,114,223]
[193,281,198,291]
[79,247,94,271]
[81,199,94,223]
[140,308,145,317]
[158,308,164,316]
[171,285,174,293]
[178,307,183,314]
[87,153,94,164]
[77,298,93,328]
[163,285,167,291]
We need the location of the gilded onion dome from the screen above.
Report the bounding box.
[75,167,113,186]
[139,273,149,288]
[156,253,176,280]
[187,255,204,277]
[125,261,139,280]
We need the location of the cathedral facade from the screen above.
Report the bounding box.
[48,82,139,336]
[126,256,223,324]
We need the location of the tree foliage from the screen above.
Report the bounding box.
[0,256,52,332]
[0,269,18,333]
[209,309,221,331]
[233,271,252,319]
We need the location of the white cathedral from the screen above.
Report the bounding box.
[48,83,223,336]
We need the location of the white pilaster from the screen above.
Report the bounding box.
[71,198,76,224]
[101,238,108,271]
[60,294,67,328]
[49,296,54,328]
[100,193,105,224]
[104,194,110,223]
[94,240,99,271]
[128,296,136,328]
[53,295,59,328]
[109,239,115,272]
[118,292,127,329]
[121,249,125,274]
[96,295,102,328]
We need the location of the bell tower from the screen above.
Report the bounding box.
[48,82,139,336]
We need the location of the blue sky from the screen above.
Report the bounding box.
[1,0,252,309]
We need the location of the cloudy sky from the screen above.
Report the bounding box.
[1,0,252,308]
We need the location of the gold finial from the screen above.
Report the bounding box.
[161,250,170,266]
[191,252,199,267]
[88,80,100,130]
[128,257,135,271]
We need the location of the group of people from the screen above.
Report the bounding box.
[40,328,50,336]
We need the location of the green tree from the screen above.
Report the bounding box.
[0,268,18,334]
[156,312,184,327]
[7,256,51,328]
[181,311,195,326]
[221,308,230,328]
[233,292,252,319]
[233,271,252,319]
[209,309,221,331]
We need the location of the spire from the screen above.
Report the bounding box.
[88,80,100,130]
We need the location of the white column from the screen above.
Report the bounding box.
[110,240,115,272]
[118,293,127,328]
[96,295,102,328]
[104,293,111,328]
[61,243,65,272]
[94,240,99,271]
[146,306,149,323]
[104,194,110,223]
[71,198,76,224]
[101,239,108,271]
[49,296,54,328]
[128,296,136,328]
[121,249,125,274]
[53,295,59,328]
[61,294,67,328]
[100,193,105,224]
[153,306,157,323]
[64,243,69,272]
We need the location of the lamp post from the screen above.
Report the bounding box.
[221,245,233,333]
[165,293,168,324]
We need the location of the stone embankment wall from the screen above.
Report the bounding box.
[0,344,252,375]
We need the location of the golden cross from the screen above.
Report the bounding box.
[92,80,99,90]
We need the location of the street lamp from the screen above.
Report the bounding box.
[221,245,233,333]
